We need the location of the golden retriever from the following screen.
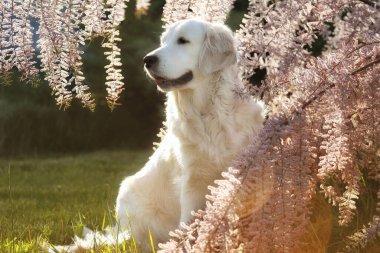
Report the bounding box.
[115,18,264,251]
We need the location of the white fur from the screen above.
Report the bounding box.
[115,19,264,251]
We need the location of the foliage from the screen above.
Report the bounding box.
[1,0,121,109]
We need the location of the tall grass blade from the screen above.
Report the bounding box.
[149,229,155,253]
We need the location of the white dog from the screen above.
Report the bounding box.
[115,18,264,251]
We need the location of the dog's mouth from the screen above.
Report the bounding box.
[150,71,193,90]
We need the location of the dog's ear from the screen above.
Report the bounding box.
[199,24,237,75]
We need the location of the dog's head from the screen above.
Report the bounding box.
[144,19,237,92]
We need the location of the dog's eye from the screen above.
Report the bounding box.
[177,37,189,44]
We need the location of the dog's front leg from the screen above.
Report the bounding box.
[179,175,209,224]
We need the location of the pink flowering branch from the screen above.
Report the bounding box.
[101,0,127,110]
[1,0,130,110]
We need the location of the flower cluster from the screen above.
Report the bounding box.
[1,0,37,80]
[1,0,131,110]
[162,0,235,27]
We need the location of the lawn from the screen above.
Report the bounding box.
[1,149,379,253]
[0,149,151,252]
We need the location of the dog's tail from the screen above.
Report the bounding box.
[44,226,133,253]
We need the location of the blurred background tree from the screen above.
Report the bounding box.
[0,0,249,156]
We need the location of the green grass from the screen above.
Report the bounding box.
[1,149,378,253]
[0,149,151,252]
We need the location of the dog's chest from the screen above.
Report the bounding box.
[172,110,247,171]
[165,90,262,176]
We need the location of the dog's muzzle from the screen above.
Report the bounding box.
[143,54,193,90]
[152,71,193,89]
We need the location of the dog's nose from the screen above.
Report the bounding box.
[143,55,158,68]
